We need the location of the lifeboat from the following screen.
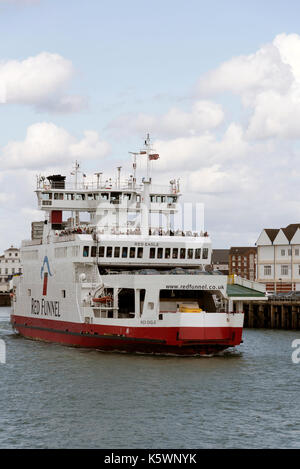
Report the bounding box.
[92,296,112,304]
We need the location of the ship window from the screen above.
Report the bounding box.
[202,248,209,259]
[188,249,193,259]
[62,290,66,298]
[161,196,166,203]
[130,247,136,258]
[91,246,97,257]
[114,247,120,258]
[88,193,94,201]
[42,192,52,200]
[150,195,155,203]
[28,289,31,296]
[66,193,74,200]
[100,193,109,200]
[107,246,112,258]
[172,248,178,259]
[75,193,85,200]
[123,193,131,201]
[157,248,163,259]
[94,193,100,200]
[156,196,162,203]
[195,248,201,259]
[150,248,156,258]
[180,248,186,259]
[122,247,128,258]
[99,246,105,257]
[111,192,121,204]
[137,247,143,258]
[83,246,89,257]
[165,248,171,259]
[54,193,64,200]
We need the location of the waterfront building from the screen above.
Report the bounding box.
[207,249,229,274]
[0,246,22,293]
[256,223,300,292]
[229,246,257,281]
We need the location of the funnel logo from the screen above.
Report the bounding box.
[40,256,53,296]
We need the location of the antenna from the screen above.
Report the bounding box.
[117,166,122,189]
[94,172,103,189]
[129,152,138,188]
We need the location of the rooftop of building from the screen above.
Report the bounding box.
[229,246,257,255]
[211,249,229,264]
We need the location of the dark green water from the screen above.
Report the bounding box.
[0,306,300,449]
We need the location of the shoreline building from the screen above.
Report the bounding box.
[229,247,257,281]
[207,249,229,274]
[256,223,300,292]
[0,246,22,293]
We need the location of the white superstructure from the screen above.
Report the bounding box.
[11,135,244,355]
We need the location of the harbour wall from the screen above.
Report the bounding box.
[241,301,300,330]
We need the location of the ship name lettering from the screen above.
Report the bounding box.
[31,298,60,317]
[134,242,158,247]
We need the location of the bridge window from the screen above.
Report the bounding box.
[130,247,136,258]
[88,193,94,201]
[122,247,128,258]
[180,248,186,259]
[76,194,85,201]
[99,246,105,257]
[202,248,209,259]
[83,246,89,257]
[111,192,121,204]
[188,249,193,259]
[150,248,156,258]
[114,247,120,258]
[42,192,52,200]
[172,248,178,259]
[100,193,109,200]
[107,246,112,258]
[195,248,201,259]
[137,247,143,258]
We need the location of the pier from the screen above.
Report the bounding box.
[240,300,300,330]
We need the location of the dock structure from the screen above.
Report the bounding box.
[240,300,300,330]
[227,275,300,330]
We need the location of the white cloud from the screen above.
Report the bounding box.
[197,33,300,141]
[0,52,85,112]
[197,38,293,101]
[107,100,224,139]
[151,122,247,172]
[0,122,111,170]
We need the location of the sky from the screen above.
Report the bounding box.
[1,0,300,251]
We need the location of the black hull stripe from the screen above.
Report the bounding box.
[13,322,166,344]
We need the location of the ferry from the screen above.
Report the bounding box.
[11,135,244,355]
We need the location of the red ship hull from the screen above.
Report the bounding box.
[11,314,243,356]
